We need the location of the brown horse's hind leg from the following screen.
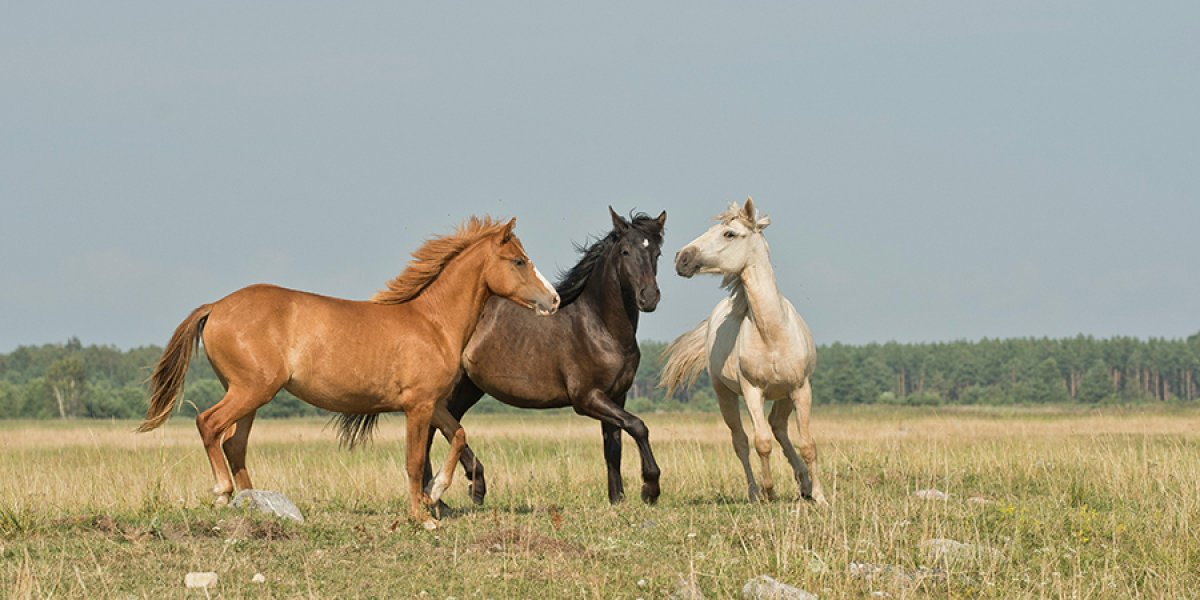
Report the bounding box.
[222,411,258,491]
[197,388,272,505]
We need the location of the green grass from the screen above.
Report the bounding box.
[2,406,1199,598]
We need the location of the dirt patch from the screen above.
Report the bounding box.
[472,527,586,556]
[213,516,291,541]
[61,513,291,542]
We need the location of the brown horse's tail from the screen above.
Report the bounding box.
[659,318,709,400]
[138,304,213,432]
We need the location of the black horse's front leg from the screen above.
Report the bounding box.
[576,390,661,504]
[601,421,624,503]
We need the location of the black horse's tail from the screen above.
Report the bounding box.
[332,413,380,449]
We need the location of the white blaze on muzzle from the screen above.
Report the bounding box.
[533,265,553,296]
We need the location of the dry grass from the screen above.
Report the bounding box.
[2,405,1199,598]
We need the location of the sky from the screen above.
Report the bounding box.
[1,2,1197,352]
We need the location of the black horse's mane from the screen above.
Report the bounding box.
[554,213,662,308]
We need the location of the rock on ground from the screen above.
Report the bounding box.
[920,538,1005,566]
[184,572,218,589]
[670,577,705,600]
[742,575,818,600]
[912,488,949,501]
[848,562,947,584]
[230,490,304,523]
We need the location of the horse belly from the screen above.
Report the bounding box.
[283,376,400,414]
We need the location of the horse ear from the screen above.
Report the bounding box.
[609,206,629,232]
[742,196,757,222]
[756,215,771,231]
[655,210,667,229]
[501,217,516,243]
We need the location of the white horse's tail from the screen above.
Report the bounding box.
[660,319,709,399]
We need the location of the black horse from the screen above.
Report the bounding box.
[425,208,665,504]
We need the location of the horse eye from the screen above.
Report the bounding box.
[513,258,526,268]
[723,230,736,239]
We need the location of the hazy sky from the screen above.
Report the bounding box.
[2,3,1197,352]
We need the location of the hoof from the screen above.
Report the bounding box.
[430,500,449,519]
[800,492,828,505]
[213,494,231,508]
[469,481,487,506]
[422,519,439,531]
[641,483,660,505]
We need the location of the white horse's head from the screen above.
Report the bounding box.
[674,197,771,278]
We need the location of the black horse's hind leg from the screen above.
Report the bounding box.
[575,390,661,504]
[423,376,488,505]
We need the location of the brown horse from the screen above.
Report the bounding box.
[138,217,559,527]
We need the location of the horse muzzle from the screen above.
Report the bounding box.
[533,293,560,316]
[675,248,700,278]
[637,286,661,312]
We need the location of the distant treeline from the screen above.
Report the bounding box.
[2,333,1199,420]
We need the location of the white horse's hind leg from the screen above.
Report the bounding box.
[791,380,826,504]
[716,383,759,501]
[740,383,776,501]
[768,398,811,498]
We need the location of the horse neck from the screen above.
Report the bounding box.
[580,250,639,343]
[408,242,492,351]
[732,238,789,343]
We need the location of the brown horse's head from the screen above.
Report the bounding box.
[483,218,560,316]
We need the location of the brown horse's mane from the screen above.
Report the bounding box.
[370,216,508,305]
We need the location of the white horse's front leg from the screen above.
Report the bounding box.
[740,382,776,501]
[715,383,759,501]
[790,380,826,505]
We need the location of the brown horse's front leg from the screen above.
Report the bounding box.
[422,377,487,505]
[426,405,469,504]
[405,406,437,529]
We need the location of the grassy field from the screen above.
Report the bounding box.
[2,405,1199,598]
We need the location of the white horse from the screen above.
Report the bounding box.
[661,198,825,504]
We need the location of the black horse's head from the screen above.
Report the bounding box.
[608,207,666,312]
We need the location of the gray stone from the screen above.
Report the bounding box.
[912,488,949,501]
[920,538,1004,566]
[184,572,218,589]
[670,577,705,600]
[230,490,304,523]
[742,575,817,600]
[848,562,947,584]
